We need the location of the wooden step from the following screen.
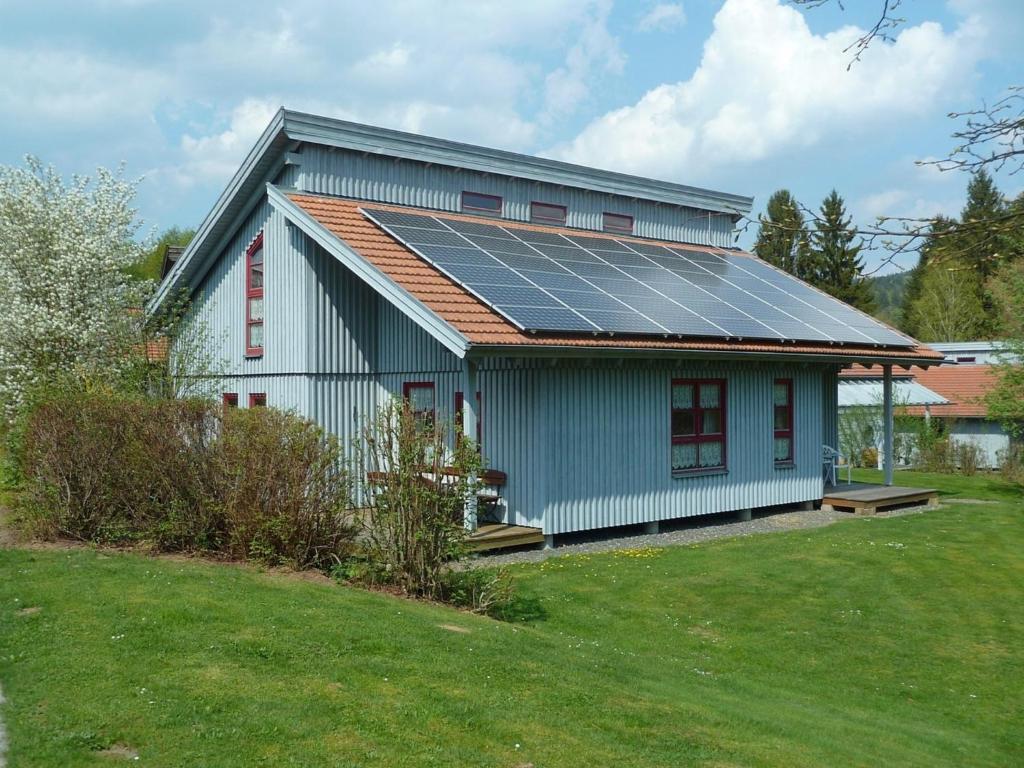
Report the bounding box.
[467,524,545,552]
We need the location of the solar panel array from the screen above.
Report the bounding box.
[361,207,913,347]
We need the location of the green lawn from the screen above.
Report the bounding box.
[1,473,1022,766]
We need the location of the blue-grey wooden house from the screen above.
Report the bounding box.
[152,109,942,545]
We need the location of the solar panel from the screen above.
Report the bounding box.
[360,207,915,346]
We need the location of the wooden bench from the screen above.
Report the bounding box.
[364,467,508,523]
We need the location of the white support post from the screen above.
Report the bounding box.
[460,357,479,531]
[883,364,894,487]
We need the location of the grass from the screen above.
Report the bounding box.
[0,472,1022,766]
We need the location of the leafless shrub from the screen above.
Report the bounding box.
[354,399,482,600]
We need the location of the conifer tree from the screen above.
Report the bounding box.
[809,190,875,312]
[753,190,812,279]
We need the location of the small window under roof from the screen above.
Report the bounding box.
[602,212,633,235]
[461,191,502,217]
[530,201,567,226]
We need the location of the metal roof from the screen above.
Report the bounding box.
[838,377,949,408]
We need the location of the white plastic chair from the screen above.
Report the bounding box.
[823,445,841,486]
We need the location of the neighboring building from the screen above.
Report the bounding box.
[927,341,1009,366]
[841,346,1015,469]
[838,372,948,467]
[151,109,941,542]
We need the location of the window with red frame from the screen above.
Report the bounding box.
[530,201,567,226]
[773,378,794,464]
[223,392,239,408]
[249,393,267,408]
[403,382,435,428]
[461,191,502,217]
[245,234,265,356]
[602,212,634,235]
[671,379,726,472]
[454,390,482,447]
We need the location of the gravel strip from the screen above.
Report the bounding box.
[471,504,928,567]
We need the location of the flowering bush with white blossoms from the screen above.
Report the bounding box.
[0,157,150,422]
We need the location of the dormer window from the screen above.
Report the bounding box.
[461,191,502,217]
[530,201,567,226]
[603,212,634,235]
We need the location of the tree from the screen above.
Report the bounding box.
[0,157,149,421]
[956,170,1006,281]
[903,259,986,342]
[753,189,814,279]
[809,190,875,312]
[986,258,1024,439]
[127,226,195,282]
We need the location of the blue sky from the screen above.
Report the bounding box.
[2,0,1022,274]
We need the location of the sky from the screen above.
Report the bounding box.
[2,0,1022,274]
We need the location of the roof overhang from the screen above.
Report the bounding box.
[467,343,942,368]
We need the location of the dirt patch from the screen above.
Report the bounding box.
[439,623,471,634]
[947,498,999,505]
[97,743,139,760]
[16,606,41,617]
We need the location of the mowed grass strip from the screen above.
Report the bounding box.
[0,474,1021,766]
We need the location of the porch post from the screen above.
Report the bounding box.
[882,364,894,486]
[460,356,479,531]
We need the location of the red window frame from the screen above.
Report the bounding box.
[602,212,634,235]
[249,392,267,408]
[530,201,567,226]
[245,233,265,357]
[773,378,794,464]
[670,378,727,473]
[461,191,502,217]
[403,381,436,427]
[222,392,239,408]
[454,390,482,447]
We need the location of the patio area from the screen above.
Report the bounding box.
[822,481,939,515]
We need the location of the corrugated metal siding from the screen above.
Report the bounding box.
[533,362,826,535]
[823,367,839,450]
[295,146,736,248]
[187,201,310,376]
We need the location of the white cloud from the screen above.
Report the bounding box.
[0,46,172,124]
[173,99,280,187]
[552,0,987,181]
[543,1,625,122]
[637,3,686,33]
[856,187,961,223]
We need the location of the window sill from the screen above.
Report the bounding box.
[245,350,264,359]
[672,467,728,479]
[774,461,796,470]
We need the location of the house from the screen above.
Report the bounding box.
[152,109,943,545]
[840,344,1015,468]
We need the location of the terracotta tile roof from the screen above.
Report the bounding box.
[841,363,997,417]
[289,193,944,362]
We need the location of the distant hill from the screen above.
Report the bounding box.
[868,271,910,326]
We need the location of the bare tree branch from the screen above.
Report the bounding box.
[922,87,1024,176]
[790,0,905,68]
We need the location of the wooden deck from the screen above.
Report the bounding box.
[823,482,939,516]
[467,523,545,552]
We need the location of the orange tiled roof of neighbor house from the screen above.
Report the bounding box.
[288,193,945,362]
[841,362,999,418]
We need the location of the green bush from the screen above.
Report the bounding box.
[17,388,354,569]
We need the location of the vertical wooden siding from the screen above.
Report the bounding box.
[295,146,737,248]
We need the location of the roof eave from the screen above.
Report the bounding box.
[149,107,290,314]
[466,342,941,367]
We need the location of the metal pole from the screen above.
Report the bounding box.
[883,364,894,486]
[460,357,479,531]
